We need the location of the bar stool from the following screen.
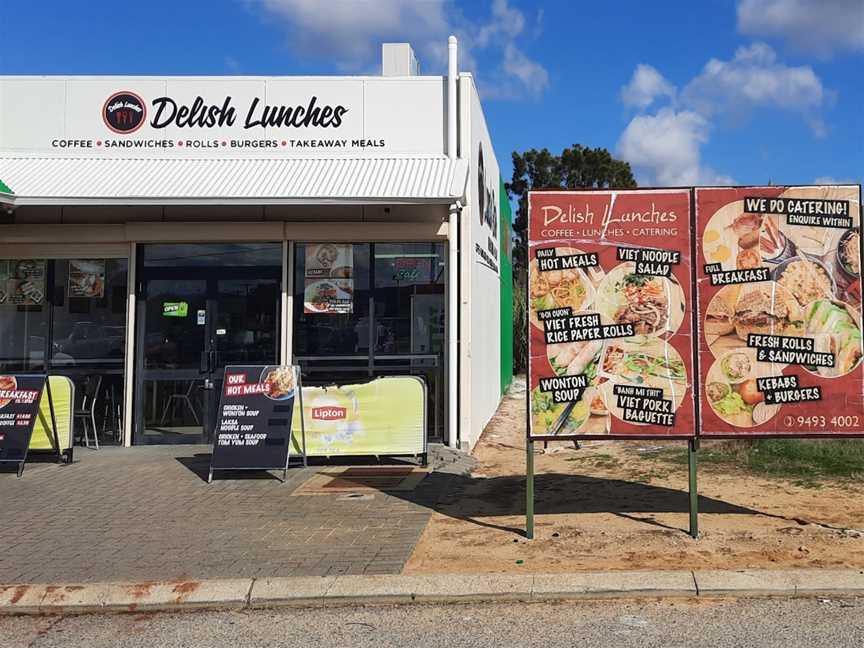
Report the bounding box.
[74,375,103,450]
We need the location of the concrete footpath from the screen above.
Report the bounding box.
[2,569,864,615]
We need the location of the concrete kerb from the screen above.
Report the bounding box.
[3,570,864,615]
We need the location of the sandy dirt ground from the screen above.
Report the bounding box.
[405,387,864,574]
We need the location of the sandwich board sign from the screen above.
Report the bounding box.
[209,365,306,482]
[0,374,49,477]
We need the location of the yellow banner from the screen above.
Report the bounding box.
[291,376,425,456]
[30,376,74,452]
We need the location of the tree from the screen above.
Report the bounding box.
[506,145,636,373]
[506,144,637,272]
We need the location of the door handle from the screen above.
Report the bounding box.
[200,351,209,374]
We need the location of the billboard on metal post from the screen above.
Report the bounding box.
[527,189,697,439]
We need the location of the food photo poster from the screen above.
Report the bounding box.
[303,243,354,315]
[0,259,46,306]
[697,185,862,436]
[527,189,696,439]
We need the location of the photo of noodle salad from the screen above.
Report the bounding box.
[595,262,685,338]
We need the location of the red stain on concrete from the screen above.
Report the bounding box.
[9,585,30,604]
[171,581,200,602]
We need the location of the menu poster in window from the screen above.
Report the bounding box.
[0,259,46,306]
[0,375,46,467]
[68,260,106,298]
[696,185,863,436]
[527,190,696,439]
[304,243,354,314]
[210,365,299,477]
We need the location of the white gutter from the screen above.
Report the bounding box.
[447,35,459,449]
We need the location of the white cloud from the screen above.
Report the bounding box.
[682,43,827,135]
[737,0,864,57]
[616,42,832,186]
[249,0,549,99]
[620,64,675,109]
[617,108,734,186]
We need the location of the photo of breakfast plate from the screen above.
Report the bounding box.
[529,246,598,331]
[594,262,685,338]
[702,200,769,271]
[705,348,781,428]
[705,282,804,358]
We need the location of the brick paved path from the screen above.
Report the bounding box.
[0,445,473,584]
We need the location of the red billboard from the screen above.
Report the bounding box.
[527,189,696,439]
[696,185,863,436]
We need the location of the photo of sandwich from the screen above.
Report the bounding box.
[803,299,863,378]
[597,339,689,425]
[595,262,685,338]
[733,283,804,340]
[705,282,803,358]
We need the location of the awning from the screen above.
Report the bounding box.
[0,179,13,206]
[0,156,468,206]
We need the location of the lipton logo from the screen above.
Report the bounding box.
[312,406,346,421]
[103,91,146,134]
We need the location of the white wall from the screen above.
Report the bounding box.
[459,74,502,450]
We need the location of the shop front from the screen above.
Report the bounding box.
[0,40,513,452]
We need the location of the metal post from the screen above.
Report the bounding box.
[688,438,699,539]
[45,376,61,461]
[526,439,535,539]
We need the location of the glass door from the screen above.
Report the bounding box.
[134,244,282,445]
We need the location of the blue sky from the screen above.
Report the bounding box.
[1,0,861,189]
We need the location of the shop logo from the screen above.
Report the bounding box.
[477,143,498,240]
[312,406,347,421]
[102,91,146,134]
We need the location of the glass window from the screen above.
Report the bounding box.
[293,243,371,356]
[373,243,446,355]
[0,259,50,372]
[50,259,128,369]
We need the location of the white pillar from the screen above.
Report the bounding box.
[122,242,136,447]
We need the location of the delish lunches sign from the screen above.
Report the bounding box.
[0,76,447,156]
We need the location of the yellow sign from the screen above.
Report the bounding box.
[291,376,425,456]
[30,376,74,452]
